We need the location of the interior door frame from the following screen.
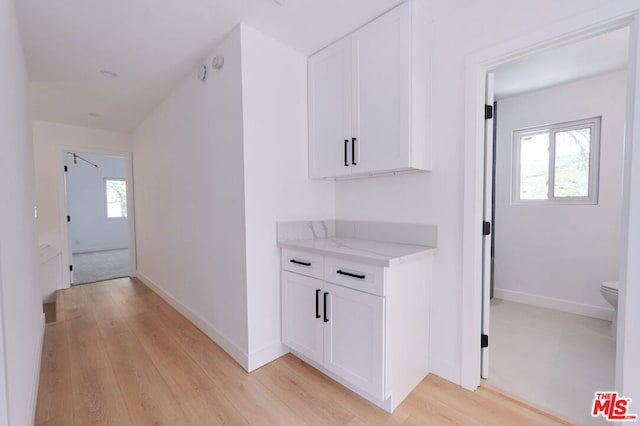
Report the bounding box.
[461,0,640,398]
[58,147,137,287]
[480,72,494,379]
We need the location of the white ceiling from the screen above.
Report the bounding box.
[494,27,629,99]
[15,1,630,132]
[15,0,405,132]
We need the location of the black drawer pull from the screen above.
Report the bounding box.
[289,259,311,266]
[323,292,329,322]
[352,137,357,165]
[315,289,321,319]
[344,139,349,167]
[336,270,366,280]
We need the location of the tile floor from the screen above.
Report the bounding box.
[72,248,129,285]
[485,298,616,425]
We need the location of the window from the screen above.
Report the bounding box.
[513,117,600,204]
[105,178,127,218]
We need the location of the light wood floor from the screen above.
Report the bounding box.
[42,302,56,324]
[36,278,572,425]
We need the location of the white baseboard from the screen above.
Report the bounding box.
[247,343,289,372]
[72,246,128,254]
[136,272,250,371]
[30,314,46,425]
[494,288,614,320]
[429,357,461,387]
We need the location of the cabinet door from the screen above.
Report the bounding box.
[352,2,411,174]
[323,282,385,399]
[308,37,352,178]
[281,271,324,364]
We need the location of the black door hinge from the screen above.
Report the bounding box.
[481,334,489,348]
[482,221,491,236]
[69,265,73,272]
[64,165,68,172]
[67,215,71,222]
[484,104,493,120]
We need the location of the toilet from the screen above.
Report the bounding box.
[600,281,619,335]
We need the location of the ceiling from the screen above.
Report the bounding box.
[15,0,405,132]
[15,1,630,133]
[494,27,629,99]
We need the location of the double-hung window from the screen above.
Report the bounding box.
[105,178,127,218]
[513,117,600,204]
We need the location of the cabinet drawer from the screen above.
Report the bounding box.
[324,257,385,296]
[281,249,324,279]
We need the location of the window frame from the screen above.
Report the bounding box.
[104,177,128,219]
[512,116,601,205]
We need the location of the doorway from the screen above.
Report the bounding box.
[461,0,640,414]
[483,29,628,421]
[64,151,130,285]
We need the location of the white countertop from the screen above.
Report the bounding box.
[278,237,436,267]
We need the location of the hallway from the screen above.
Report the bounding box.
[37,278,570,425]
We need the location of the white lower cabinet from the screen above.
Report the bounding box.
[281,248,431,412]
[281,271,324,364]
[323,282,384,400]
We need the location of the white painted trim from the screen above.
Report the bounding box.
[29,315,45,426]
[0,255,8,426]
[247,343,289,372]
[494,289,614,321]
[429,357,461,386]
[617,10,640,400]
[136,272,250,371]
[71,246,129,254]
[57,146,137,288]
[288,349,393,412]
[462,0,640,392]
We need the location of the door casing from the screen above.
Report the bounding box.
[461,0,640,398]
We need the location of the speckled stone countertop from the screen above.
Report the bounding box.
[277,220,437,266]
[279,237,435,267]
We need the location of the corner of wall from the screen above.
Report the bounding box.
[28,315,46,425]
[136,272,250,371]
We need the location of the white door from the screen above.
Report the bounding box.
[281,271,324,364]
[352,2,411,174]
[481,72,495,379]
[62,157,74,284]
[308,38,353,178]
[323,282,384,399]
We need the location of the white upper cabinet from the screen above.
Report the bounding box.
[308,1,431,179]
[308,38,353,178]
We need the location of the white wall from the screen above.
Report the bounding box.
[66,153,128,253]
[335,0,618,384]
[133,24,335,370]
[133,27,251,362]
[0,1,44,424]
[32,121,132,288]
[239,24,335,368]
[493,71,626,319]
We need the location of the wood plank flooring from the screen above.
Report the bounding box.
[43,302,56,323]
[36,278,573,425]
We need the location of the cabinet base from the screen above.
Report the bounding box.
[286,348,414,413]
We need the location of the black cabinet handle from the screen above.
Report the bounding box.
[289,259,311,266]
[323,292,329,322]
[315,289,321,319]
[352,137,357,165]
[336,270,366,280]
[344,139,349,167]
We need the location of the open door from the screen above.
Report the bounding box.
[63,151,130,285]
[62,156,74,285]
[481,72,495,379]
